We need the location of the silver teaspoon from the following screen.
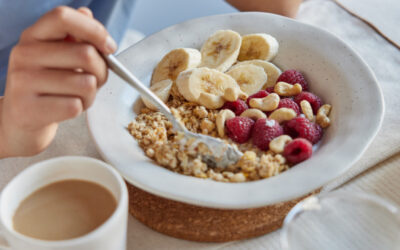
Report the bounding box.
[104,54,243,168]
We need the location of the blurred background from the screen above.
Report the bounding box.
[119,0,237,51]
[130,0,236,36]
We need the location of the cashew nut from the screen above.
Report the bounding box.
[269,135,293,154]
[274,82,302,96]
[216,109,235,137]
[249,93,280,111]
[300,100,314,122]
[240,108,267,120]
[198,92,225,109]
[316,104,332,128]
[224,87,248,102]
[269,108,297,123]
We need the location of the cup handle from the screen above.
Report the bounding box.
[280,195,321,250]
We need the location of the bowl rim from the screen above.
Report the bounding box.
[87,12,384,209]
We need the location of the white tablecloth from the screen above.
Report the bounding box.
[1,0,399,249]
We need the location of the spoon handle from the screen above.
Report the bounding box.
[104,54,184,131]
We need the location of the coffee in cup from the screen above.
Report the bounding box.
[13,179,117,241]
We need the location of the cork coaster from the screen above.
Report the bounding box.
[127,182,317,242]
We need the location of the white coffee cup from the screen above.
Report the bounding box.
[0,156,128,250]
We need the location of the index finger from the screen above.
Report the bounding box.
[21,6,117,54]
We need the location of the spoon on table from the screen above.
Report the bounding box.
[104,54,243,168]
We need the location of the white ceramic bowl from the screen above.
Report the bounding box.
[87,12,384,209]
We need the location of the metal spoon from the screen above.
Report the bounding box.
[104,54,243,167]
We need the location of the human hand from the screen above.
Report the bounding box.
[0,6,116,158]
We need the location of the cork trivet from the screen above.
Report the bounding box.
[127,182,318,242]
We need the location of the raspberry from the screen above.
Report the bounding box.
[278,98,300,115]
[246,90,269,106]
[265,86,275,93]
[277,70,309,91]
[294,92,323,114]
[226,117,255,143]
[284,117,323,144]
[252,118,284,150]
[222,99,248,116]
[283,138,313,164]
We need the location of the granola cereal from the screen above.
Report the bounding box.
[128,90,290,182]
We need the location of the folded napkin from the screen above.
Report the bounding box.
[334,0,400,49]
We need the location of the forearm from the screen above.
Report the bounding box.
[226,0,303,18]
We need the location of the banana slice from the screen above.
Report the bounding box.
[198,93,225,109]
[200,30,242,72]
[176,67,240,109]
[232,60,282,89]
[238,33,279,61]
[151,48,201,85]
[223,87,248,102]
[226,64,268,95]
[141,79,173,110]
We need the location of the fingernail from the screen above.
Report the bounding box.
[105,36,117,54]
[78,7,93,17]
